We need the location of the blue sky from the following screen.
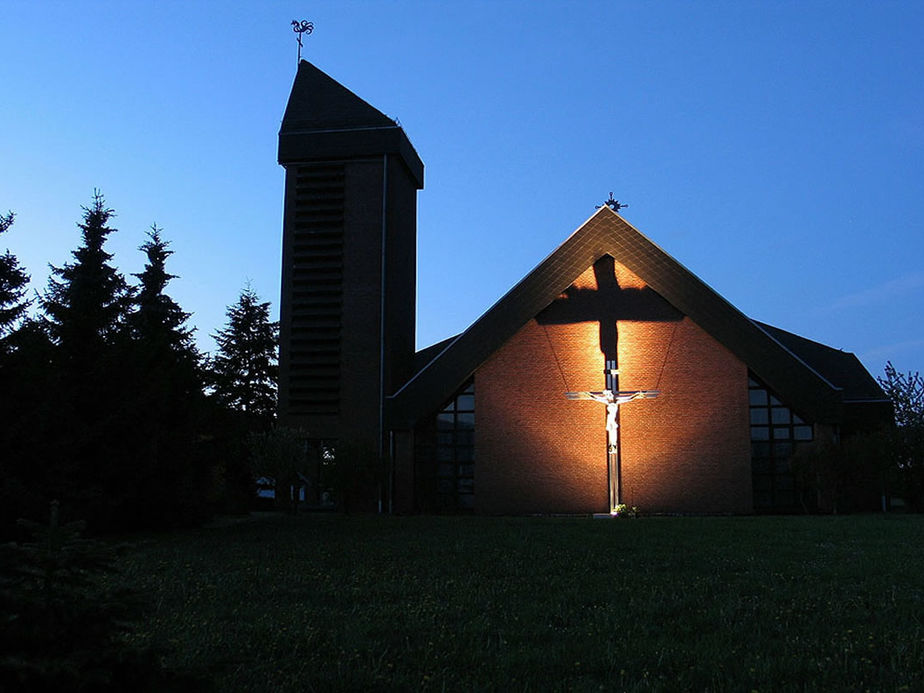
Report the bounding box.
[2,1,922,380]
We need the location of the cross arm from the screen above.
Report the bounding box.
[616,390,660,399]
[565,390,660,401]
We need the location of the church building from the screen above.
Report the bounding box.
[277,60,890,515]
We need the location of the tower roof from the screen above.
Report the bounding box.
[278,60,423,187]
[280,59,396,132]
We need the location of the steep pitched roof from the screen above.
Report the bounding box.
[280,60,395,133]
[387,207,845,427]
[756,322,888,403]
[278,60,423,187]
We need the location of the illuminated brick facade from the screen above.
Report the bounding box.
[473,262,752,515]
[476,317,608,514]
[617,316,751,514]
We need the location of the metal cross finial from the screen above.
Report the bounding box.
[292,20,314,62]
[596,193,628,212]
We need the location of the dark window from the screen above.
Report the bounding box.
[436,412,454,429]
[773,442,793,458]
[771,407,791,425]
[749,373,813,511]
[432,381,475,512]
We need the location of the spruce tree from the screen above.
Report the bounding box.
[210,286,279,427]
[125,226,209,527]
[204,287,279,512]
[0,501,204,689]
[0,211,45,533]
[39,191,133,530]
[42,191,131,365]
[129,225,196,357]
[0,316,55,535]
[0,210,31,352]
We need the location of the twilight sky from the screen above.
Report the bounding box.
[2,1,922,379]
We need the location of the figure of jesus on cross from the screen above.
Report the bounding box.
[566,385,659,512]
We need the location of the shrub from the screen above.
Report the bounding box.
[0,501,205,691]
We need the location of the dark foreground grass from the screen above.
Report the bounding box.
[118,514,924,692]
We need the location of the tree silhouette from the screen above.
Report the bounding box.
[38,192,135,530]
[0,210,31,352]
[0,210,46,533]
[210,286,279,427]
[203,287,279,512]
[879,362,924,429]
[123,226,209,527]
[0,501,203,689]
[129,225,196,357]
[42,191,131,364]
[878,362,924,510]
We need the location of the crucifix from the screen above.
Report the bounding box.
[566,385,659,513]
[537,255,680,513]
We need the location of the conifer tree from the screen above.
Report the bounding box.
[0,211,45,533]
[129,225,196,358]
[125,226,209,527]
[0,210,31,352]
[205,287,279,512]
[0,501,202,688]
[0,316,55,535]
[42,191,131,365]
[210,286,279,427]
[38,191,134,530]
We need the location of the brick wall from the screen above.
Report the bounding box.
[618,318,752,514]
[476,314,609,514]
[473,260,753,514]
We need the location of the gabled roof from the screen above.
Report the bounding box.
[278,60,423,188]
[411,334,457,376]
[756,322,888,403]
[387,206,846,427]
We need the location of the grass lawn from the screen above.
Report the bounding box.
[118,514,924,692]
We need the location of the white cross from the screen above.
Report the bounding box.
[566,379,659,511]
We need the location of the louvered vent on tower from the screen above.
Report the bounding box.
[287,164,345,414]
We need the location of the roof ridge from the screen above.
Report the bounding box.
[387,207,844,427]
[750,320,841,391]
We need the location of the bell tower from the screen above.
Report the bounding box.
[277,60,424,456]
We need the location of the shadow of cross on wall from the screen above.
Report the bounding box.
[536,255,682,391]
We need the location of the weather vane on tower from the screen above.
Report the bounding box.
[292,19,314,62]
